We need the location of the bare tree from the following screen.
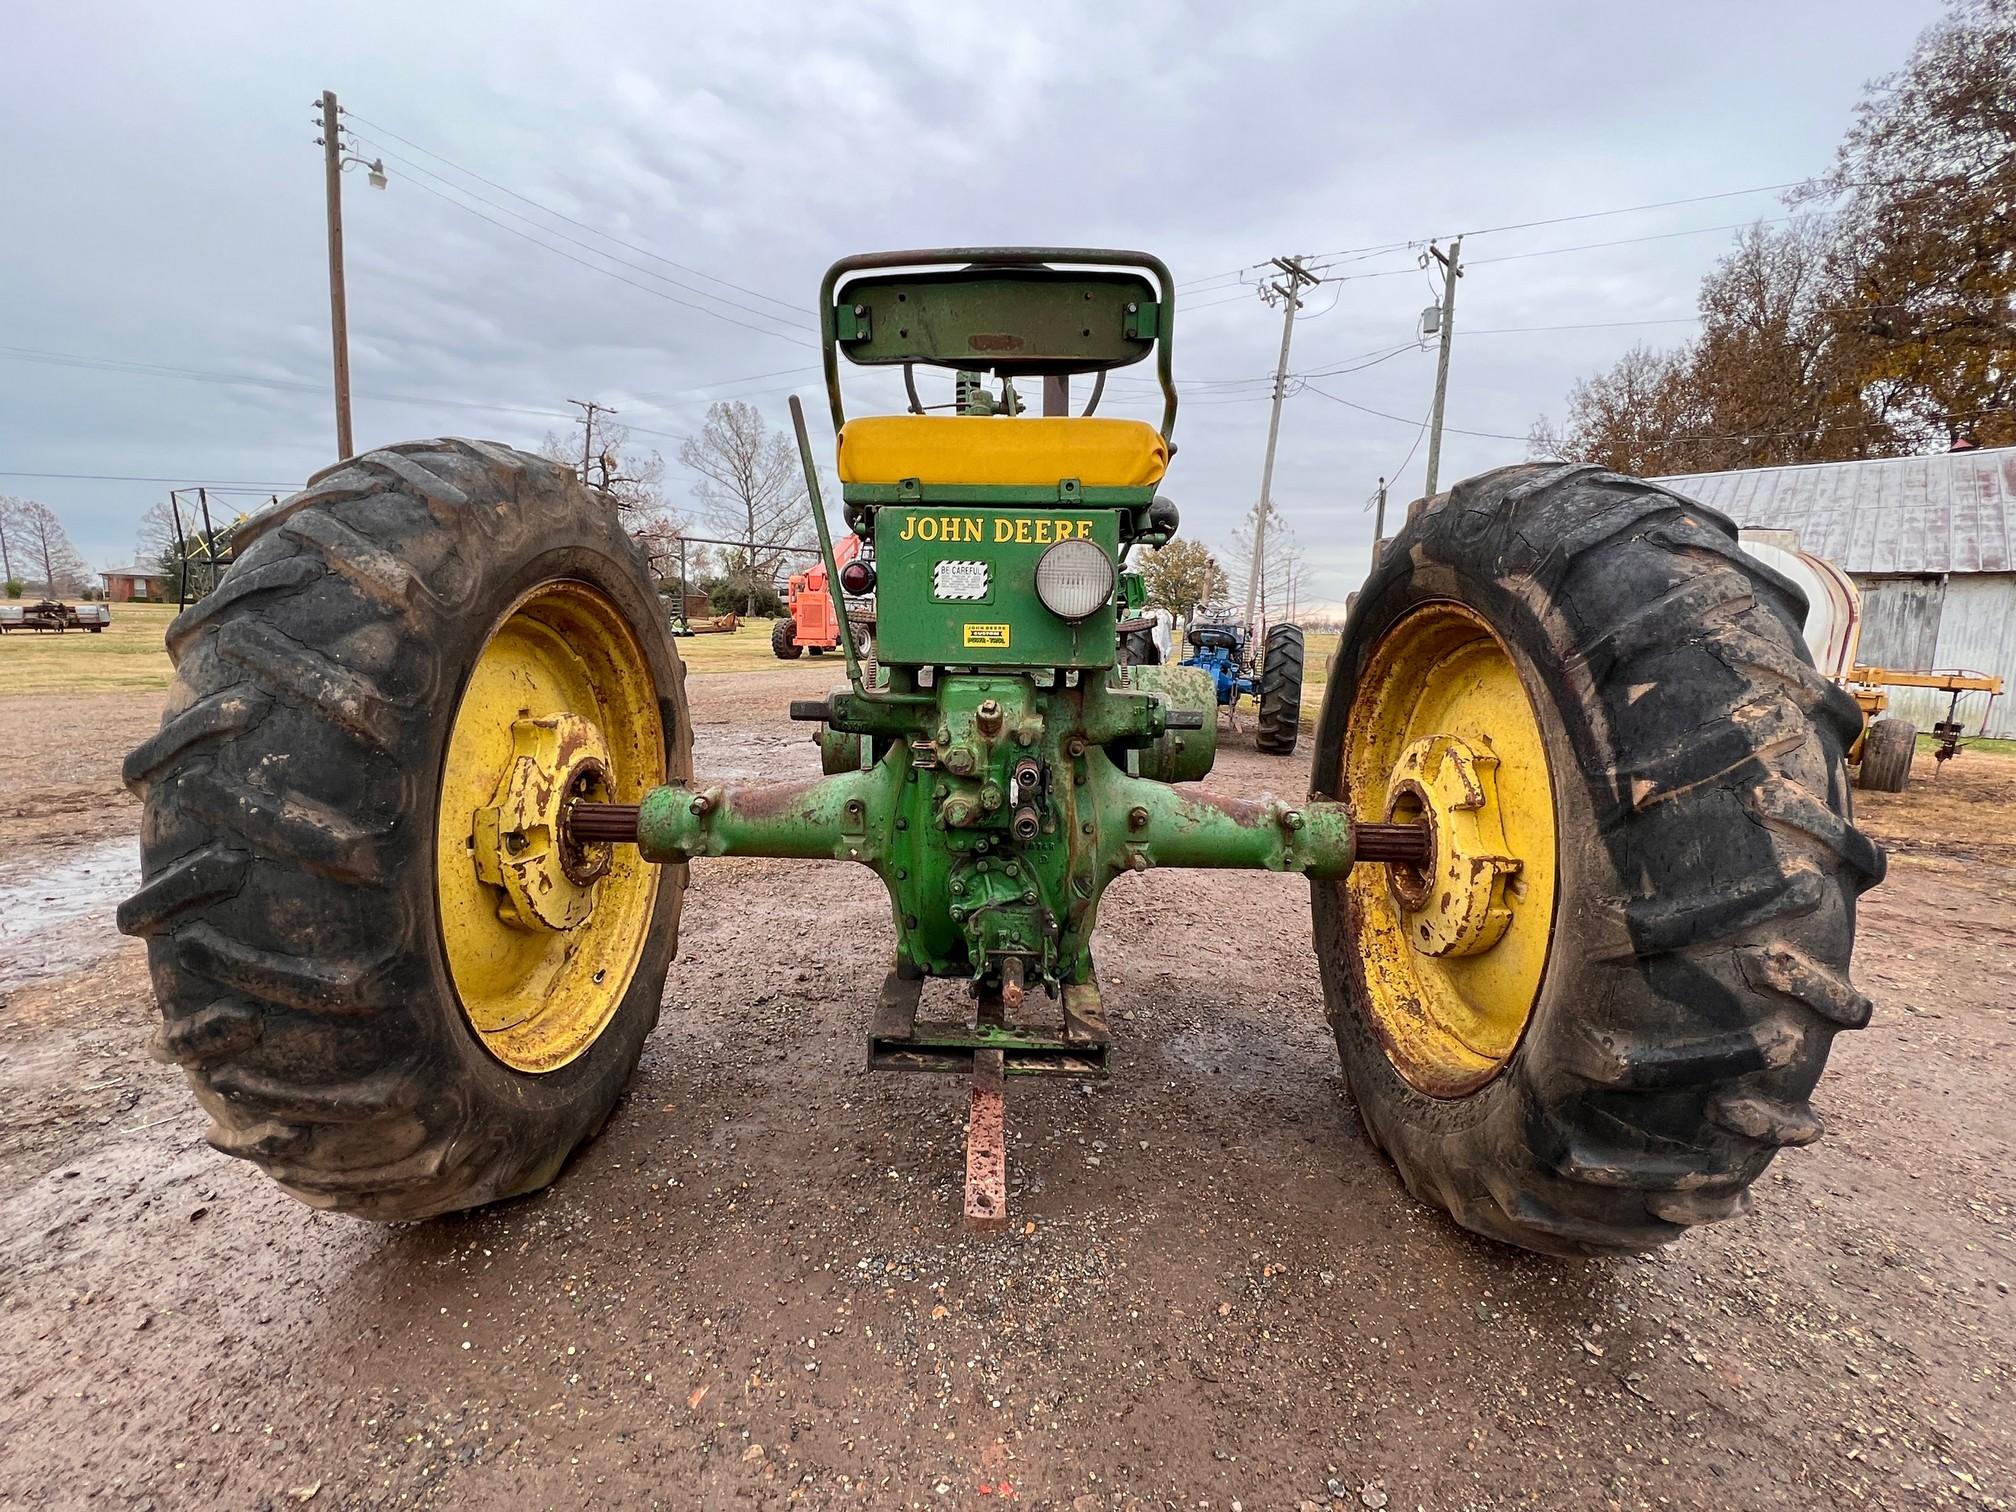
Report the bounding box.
[0,497,21,590]
[538,416,691,584]
[678,401,812,615]
[136,500,181,565]
[1227,501,1298,623]
[15,501,88,595]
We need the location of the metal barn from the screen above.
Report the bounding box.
[1657,446,2016,737]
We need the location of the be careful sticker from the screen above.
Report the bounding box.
[933,560,990,600]
[962,623,1011,649]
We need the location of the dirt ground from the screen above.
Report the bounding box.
[1,674,2011,1511]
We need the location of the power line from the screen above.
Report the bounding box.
[1375,400,1436,497]
[1300,380,2012,449]
[0,345,821,432]
[348,134,812,339]
[1302,340,1425,379]
[382,171,818,347]
[341,110,804,317]
[1301,382,1527,440]
[0,345,583,420]
[1462,318,1702,335]
[1456,181,1810,239]
[1467,218,1792,266]
[0,470,303,488]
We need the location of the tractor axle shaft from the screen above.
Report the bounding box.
[566,801,643,843]
[564,800,1431,867]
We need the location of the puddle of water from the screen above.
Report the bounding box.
[0,733,811,992]
[0,838,141,993]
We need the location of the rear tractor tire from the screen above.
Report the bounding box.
[1117,626,1162,667]
[1254,623,1304,754]
[1312,462,1883,1256]
[119,440,691,1221]
[1855,717,1916,793]
[771,618,802,660]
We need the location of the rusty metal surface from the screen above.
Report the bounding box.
[964,1049,1008,1233]
[566,802,641,843]
[1353,822,1433,864]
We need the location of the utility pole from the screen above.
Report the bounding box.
[318,91,353,461]
[1244,254,1321,631]
[1422,237,1463,497]
[1373,476,1388,554]
[567,399,617,482]
[314,92,385,462]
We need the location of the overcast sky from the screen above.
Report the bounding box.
[0,0,1942,605]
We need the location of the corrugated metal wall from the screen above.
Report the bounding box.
[1850,571,2015,737]
[1857,577,1946,669]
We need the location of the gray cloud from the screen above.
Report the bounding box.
[1,0,1939,603]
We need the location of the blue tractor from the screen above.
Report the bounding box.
[1180,620,1305,755]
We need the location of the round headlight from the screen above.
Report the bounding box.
[1034,538,1116,621]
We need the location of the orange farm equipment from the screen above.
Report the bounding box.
[773,533,874,661]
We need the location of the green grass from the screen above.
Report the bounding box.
[0,606,1343,703]
[0,607,828,698]
[676,620,836,674]
[1298,628,1339,717]
[0,602,181,695]
[1917,730,2016,758]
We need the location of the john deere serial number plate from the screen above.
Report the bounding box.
[933,560,990,600]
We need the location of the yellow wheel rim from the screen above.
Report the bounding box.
[1343,602,1557,1097]
[436,582,664,1073]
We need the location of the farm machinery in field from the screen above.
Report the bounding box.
[1177,618,1305,755]
[772,530,876,663]
[120,249,1882,1255]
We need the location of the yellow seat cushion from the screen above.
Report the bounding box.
[836,416,1167,488]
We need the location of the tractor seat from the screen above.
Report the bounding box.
[836,416,1168,488]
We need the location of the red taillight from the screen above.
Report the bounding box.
[840,560,876,595]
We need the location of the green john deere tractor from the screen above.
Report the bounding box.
[120,249,1882,1254]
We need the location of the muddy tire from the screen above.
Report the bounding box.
[1856,717,1915,793]
[1311,462,1883,1257]
[1254,623,1304,754]
[118,440,690,1221]
[771,618,801,659]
